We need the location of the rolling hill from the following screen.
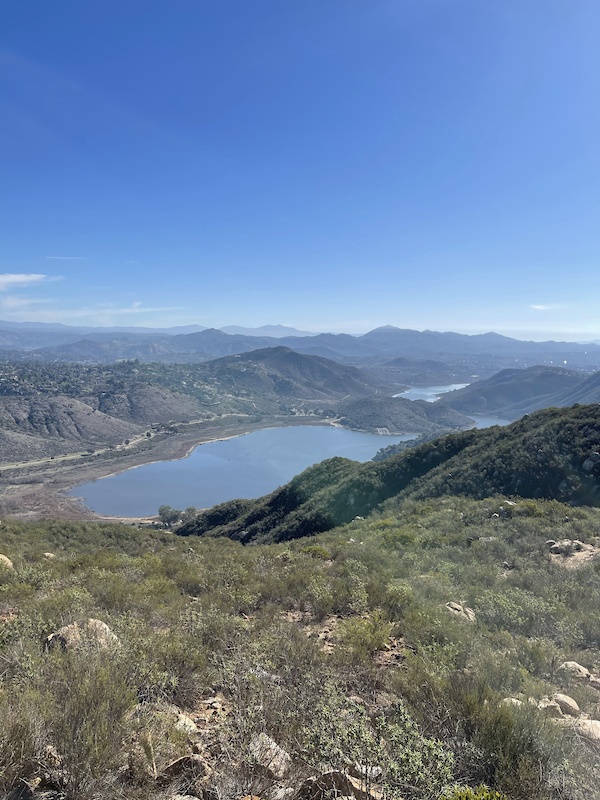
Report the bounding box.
[437,366,600,420]
[436,366,583,417]
[336,395,473,434]
[0,349,391,463]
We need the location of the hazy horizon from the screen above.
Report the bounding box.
[1,2,598,339]
[2,315,600,345]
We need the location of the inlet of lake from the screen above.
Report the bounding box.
[70,384,510,517]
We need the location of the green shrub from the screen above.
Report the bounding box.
[338,610,393,661]
[38,650,135,799]
[304,685,454,799]
[299,543,332,560]
[442,786,509,800]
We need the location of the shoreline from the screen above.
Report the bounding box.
[0,417,333,521]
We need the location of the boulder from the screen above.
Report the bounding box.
[175,711,199,735]
[557,661,591,681]
[43,552,56,560]
[296,771,383,800]
[250,732,292,780]
[550,539,574,555]
[445,601,476,623]
[501,697,523,708]
[537,698,564,718]
[0,554,14,571]
[160,754,207,781]
[553,693,580,717]
[574,718,600,741]
[171,796,201,800]
[45,618,120,652]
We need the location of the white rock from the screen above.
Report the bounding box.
[553,693,580,717]
[249,732,291,780]
[557,661,591,681]
[45,618,120,651]
[0,554,14,571]
[501,697,523,707]
[445,601,476,623]
[537,698,564,718]
[574,719,600,741]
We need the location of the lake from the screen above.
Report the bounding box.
[393,384,469,402]
[71,425,417,517]
[393,384,510,428]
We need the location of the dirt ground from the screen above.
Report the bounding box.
[0,417,328,521]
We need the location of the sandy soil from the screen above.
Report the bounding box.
[0,416,329,521]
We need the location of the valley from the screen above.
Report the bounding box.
[3,324,600,520]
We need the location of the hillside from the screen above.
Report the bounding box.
[336,395,473,434]
[436,366,582,417]
[199,347,386,401]
[385,355,469,383]
[533,370,600,409]
[0,351,391,465]
[178,404,600,544]
[2,490,600,799]
[437,366,600,420]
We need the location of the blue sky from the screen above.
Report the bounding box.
[1,1,598,338]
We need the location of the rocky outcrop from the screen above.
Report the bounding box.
[548,539,584,555]
[250,733,292,780]
[0,553,14,570]
[553,693,580,717]
[445,601,476,623]
[502,691,600,746]
[44,618,120,652]
[296,770,383,800]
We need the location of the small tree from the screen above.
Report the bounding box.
[157,505,181,525]
[181,506,198,523]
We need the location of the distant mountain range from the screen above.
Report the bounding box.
[220,324,318,338]
[3,322,600,373]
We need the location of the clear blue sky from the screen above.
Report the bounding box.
[1,1,598,338]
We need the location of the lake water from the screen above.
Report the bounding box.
[71,426,417,517]
[393,384,469,402]
[393,384,510,429]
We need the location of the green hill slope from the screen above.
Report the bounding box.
[436,366,582,417]
[178,404,600,543]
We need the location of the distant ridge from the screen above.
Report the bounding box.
[220,324,319,337]
[2,320,600,370]
[438,365,600,419]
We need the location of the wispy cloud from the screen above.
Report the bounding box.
[0,273,54,292]
[0,295,50,310]
[0,300,184,325]
[90,301,182,316]
[530,304,558,311]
